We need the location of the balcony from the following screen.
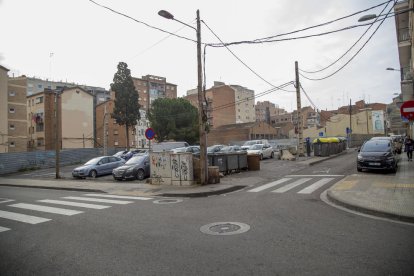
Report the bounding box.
[398,27,411,43]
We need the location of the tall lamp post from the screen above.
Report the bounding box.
[158,9,207,185]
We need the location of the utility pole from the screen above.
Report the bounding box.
[349,98,352,148]
[55,90,60,179]
[197,10,208,185]
[103,93,108,156]
[295,61,304,157]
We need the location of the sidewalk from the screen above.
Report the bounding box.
[327,153,414,223]
[0,149,412,222]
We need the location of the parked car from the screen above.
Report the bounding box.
[152,141,189,152]
[241,139,270,150]
[207,144,226,153]
[112,154,150,181]
[246,144,274,160]
[357,139,399,173]
[170,146,200,154]
[113,150,128,158]
[218,145,245,153]
[72,156,125,178]
[120,148,149,160]
[370,136,402,154]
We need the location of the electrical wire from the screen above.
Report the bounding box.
[88,0,197,44]
[202,20,294,93]
[208,0,393,47]
[299,1,396,81]
[299,0,391,74]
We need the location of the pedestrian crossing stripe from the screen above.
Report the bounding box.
[272,178,312,193]
[38,199,111,209]
[247,177,337,194]
[0,210,51,224]
[62,196,133,205]
[9,203,84,216]
[297,178,334,194]
[0,226,10,232]
[247,178,292,192]
[83,194,153,200]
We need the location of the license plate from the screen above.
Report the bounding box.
[368,162,381,166]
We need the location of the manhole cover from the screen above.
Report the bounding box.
[153,199,183,204]
[200,222,250,235]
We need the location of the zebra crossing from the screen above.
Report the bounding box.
[247,175,343,195]
[0,193,153,234]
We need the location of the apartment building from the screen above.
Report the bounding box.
[184,81,256,129]
[95,98,135,149]
[2,70,28,152]
[256,101,287,123]
[132,75,177,111]
[27,87,94,151]
[0,65,10,152]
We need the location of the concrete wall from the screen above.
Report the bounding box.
[0,148,118,175]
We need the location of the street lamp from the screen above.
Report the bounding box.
[158,9,208,185]
[386,67,401,71]
[358,14,377,22]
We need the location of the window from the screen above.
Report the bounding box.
[35,96,43,104]
[9,91,16,96]
[114,141,119,146]
[28,100,31,107]
[9,141,15,147]
[32,99,34,105]
[9,124,15,130]
[9,108,15,113]
[114,130,119,135]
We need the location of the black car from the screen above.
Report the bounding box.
[357,140,399,173]
[112,154,150,181]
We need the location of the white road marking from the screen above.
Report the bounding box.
[0,226,10,232]
[0,210,51,224]
[63,197,133,205]
[247,178,292,192]
[0,198,15,204]
[285,175,344,177]
[83,194,153,200]
[272,178,312,193]
[297,178,334,194]
[38,199,110,209]
[9,203,83,216]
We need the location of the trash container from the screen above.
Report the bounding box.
[238,152,248,170]
[247,154,260,170]
[226,153,239,174]
[213,153,227,173]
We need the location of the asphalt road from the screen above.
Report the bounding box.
[1,153,413,275]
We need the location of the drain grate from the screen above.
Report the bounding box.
[200,222,250,235]
[153,199,183,204]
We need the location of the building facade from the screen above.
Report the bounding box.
[132,75,177,111]
[256,101,286,123]
[0,65,10,152]
[27,87,94,151]
[4,72,28,152]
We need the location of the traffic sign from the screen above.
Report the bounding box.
[400,100,414,121]
[145,128,155,140]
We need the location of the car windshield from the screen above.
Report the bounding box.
[126,156,146,165]
[249,144,263,150]
[173,147,187,152]
[244,141,259,146]
[361,141,390,152]
[85,157,102,165]
[219,146,233,152]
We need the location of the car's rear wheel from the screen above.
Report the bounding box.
[357,167,362,172]
[89,170,97,178]
[136,169,145,180]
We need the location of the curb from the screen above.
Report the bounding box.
[326,190,414,223]
[159,185,246,198]
[0,183,105,193]
[307,151,349,166]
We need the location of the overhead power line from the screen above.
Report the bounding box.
[299,0,392,74]
[208,0,393,47]
[299,1,396,81]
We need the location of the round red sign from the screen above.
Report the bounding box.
[400,100,414,121]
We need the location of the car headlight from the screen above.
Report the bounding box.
[126,168,134,173]
[386,157,395,162]
[357,155,363,161]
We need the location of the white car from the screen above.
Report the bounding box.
[246,144,274,160]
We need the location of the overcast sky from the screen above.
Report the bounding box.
[0,0,401,112]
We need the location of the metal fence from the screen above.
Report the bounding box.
[0,148,118,175]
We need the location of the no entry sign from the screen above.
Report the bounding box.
[400,100,414,121]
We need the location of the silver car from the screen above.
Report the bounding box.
[72,156,125,178]
[246,144,274,160]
